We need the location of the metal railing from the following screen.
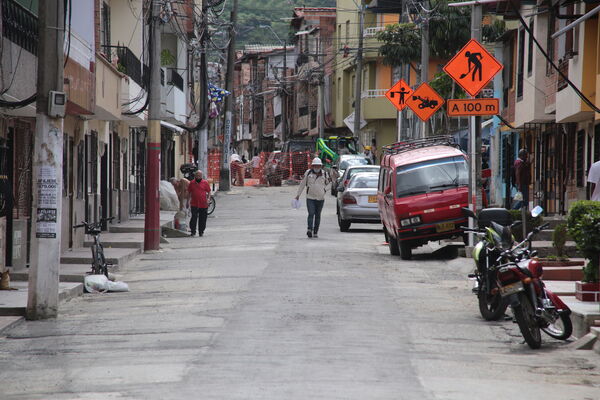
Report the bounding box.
[361,89,387,98]
[101,45,147,88]
[2,0,38,55]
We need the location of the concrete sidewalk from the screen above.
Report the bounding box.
[0,211,176,331]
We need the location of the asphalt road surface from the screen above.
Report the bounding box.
[0,185,598,400]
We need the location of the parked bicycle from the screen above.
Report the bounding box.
[73,217,114,278]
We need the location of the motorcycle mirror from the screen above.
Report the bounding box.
[461,207,477,219]
[511,221,522,229]
[531,205,543,218]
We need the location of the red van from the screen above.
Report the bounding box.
[377,137,469,260]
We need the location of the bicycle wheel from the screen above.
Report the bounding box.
[207,197,216,215]
[90,245,101,275]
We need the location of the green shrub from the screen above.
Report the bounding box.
[509,209,543,242]
[567,201,600,283]
[552,223,568,258]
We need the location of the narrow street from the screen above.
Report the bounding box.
[0,186,598,400]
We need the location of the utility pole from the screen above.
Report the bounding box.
[353,0,365,137]
[220,0,239,191]
[27,0,65,319]
[468,3,483,246]
[144,0,162,251]
[318,37,325,138]
[282,40,287,143]
[197,0,209,175]
[420,8,431,138]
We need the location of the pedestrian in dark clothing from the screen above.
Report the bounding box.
[513,148,531,208]
[187,170,211,237]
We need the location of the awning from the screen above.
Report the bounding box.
[160,120,186,134]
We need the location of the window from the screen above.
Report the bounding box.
[576,130,585,187]
[527,20,534,76]
[77,141,84,199]
[345,20,350,43]
[395,157,468,197]
[100,2,110,48]
[517,28,525,99]
[112,134,120,190]
[594,124,600,163]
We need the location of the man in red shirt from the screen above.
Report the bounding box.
[187,170,211,237]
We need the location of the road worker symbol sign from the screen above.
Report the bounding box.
[405,83,445,121]
[443,39,503,97]
[385,79,413,111]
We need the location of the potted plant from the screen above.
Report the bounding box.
[567,201,600,302]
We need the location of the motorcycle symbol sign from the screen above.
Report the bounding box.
[405,83,444,121]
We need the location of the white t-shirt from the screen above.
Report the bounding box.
[587,160,600,201]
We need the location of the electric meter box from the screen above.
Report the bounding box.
[48,91,67,118]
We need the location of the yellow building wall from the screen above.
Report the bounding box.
[581,12,597,113]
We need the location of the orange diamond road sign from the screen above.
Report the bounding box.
[443,39,503,97]
[405,83,445,121]
[385,79,413,111]
[447,98,500,116]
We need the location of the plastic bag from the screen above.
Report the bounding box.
[84,274,109,293]
[84,274,130,293]
[106,280,129,292]
[513,191,523,201]
[291,198,301,209]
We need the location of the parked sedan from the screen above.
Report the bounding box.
[337,172,381,232]
[334,164,380,196]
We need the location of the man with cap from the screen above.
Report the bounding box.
[295,157,331,238]
[187,170,211,237]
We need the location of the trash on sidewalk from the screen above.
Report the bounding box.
[84,275,129,293]
[174,209,189,231]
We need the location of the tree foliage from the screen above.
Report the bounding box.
[377,0,471,66]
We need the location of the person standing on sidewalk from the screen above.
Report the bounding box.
[588,158,600,201]
[187,170,211,237]
[514,149,531,208]
[295,157,331,238]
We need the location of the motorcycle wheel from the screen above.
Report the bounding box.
[541,312,572,340]
[478,287,508,321]
[512,292,542,349]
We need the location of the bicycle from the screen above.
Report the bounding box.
[207,196,216,215]
[73,217,114,278]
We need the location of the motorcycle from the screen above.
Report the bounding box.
[461,208,520,320]
[492,207,572,349]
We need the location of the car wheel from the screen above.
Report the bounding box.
[338,212,351,232]
[400,242,412,260]
[387,230,400,256]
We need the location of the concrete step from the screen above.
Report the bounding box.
[536,229,572,242]
[542,215,568,229]
[543,280,576,297]
[0,281,83,316]
[9,264,113,283]
[83,232,144,249]
[60,247,141,266]
[531,240,579,258]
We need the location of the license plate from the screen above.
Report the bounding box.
[435,222,454,233]
[368,195,377,203]
[499,281,524,297]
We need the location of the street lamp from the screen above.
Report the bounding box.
[258,25,288,143]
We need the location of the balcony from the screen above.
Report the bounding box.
[363,32,383,60]
[362,89,396,120]
[101,45,147,89]
[94,54,122,120]
[2,0,38,55]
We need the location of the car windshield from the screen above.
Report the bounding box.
[349,175,379,189]
[347,167,378,180]
[289,142,313,152]
[395,156,468,197]
[340,158,370,170]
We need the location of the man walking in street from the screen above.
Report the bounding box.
[295,157,331,238]
[187,170,211,237]
[588,158,600,201]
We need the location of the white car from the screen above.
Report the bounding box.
[336,172,381,232]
